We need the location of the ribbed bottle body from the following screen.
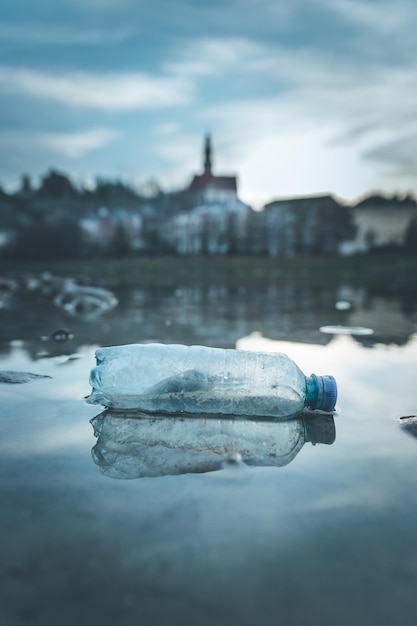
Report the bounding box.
[89,343,308,418]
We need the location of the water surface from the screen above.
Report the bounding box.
[1,269,416,626]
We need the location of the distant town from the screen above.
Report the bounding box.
[1,135,416,259]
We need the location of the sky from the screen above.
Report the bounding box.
[0,0,416,208]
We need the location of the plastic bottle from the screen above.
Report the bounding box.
[90,410,336,479]
[88,343,337,418]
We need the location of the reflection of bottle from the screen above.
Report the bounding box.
[91,410,336,479]
[89,343,337,418]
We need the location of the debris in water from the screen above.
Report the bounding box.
[319,325,374,336]
[398,415,417,439]
[0,371,52,384]
[54,282,118,319]
[51,328,74,342]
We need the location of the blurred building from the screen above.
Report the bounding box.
[163,136,251,255]
[349,194,417,253]
[262,194,353,256]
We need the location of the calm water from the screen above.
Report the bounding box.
[1,268,417,626]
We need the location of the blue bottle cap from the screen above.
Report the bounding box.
[311,374,337,412]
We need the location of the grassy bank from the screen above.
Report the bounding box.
[3,252,417,293]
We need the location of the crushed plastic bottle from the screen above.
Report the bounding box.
[88,343,337,418]
[91,410,336,478]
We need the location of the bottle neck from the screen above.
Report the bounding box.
[305,375,319,410]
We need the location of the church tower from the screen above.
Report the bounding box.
[204,134,212,175]
[188,134,238,202]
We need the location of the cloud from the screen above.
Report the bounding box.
[0,128,121,188]
[218,37,415,144]
[164,37,270,77]
[332,0,413,33]
[39,128,120,158]
[155,34,417,203]
[362,132,417,175]
[0,66,193,109]
[1,1,417,201]
[0,23,137,45]
[160,34,417,147]
[154,122,181,136]
[65,0,135,11]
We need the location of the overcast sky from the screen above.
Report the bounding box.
[0,0,416,207]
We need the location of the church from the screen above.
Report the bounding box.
[160,135,251,255]
[187,135,238,203]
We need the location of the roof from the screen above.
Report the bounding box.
[354,194,417,209]
[188,173,237,194]
[264,194,338,210]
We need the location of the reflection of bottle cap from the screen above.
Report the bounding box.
[311,374,337,412]
[304,414,336,445]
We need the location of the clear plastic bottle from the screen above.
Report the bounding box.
[88,343,337,418]
[90,410,336,479]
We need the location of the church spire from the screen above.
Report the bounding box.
[204,134,212,175]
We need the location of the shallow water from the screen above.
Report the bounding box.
[1,275,417,626]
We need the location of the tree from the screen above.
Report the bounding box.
[6,217,85,260]
[110,223,131,258]
[405,216,417,251]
